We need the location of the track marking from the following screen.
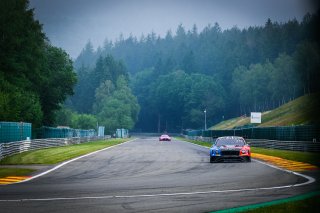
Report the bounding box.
[177,140,318,172]
[0,176,30,185]
[0,179,314,202]
[0,138,316,202]
[215,191,320,213]
[1,138,137,185]
[251,153,318,171]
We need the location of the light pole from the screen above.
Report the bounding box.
[204,109,207,130]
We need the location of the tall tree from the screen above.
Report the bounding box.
[70,55,128,113]
[269,53,300,103]
[94,76,140,133]
[294,42,320,94]
[73,41,96,69]
[74,12,320,131]
[0,0,77,126]
[39,45,77,125]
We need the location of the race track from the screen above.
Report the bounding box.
[0,137,318,212]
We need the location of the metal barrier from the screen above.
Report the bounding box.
[183,135,320,152]
[185,125,320,142]
[0,136,111,160]
[246,139,320,152]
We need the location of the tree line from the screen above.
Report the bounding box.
[0,0,76,127]
[65,55,139,133]
[4,0,318,133]
[0,0,140,133]
[74,11,319,132]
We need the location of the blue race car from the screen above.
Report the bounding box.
[209,136,251,163]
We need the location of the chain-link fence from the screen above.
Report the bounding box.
[0,122,31,143]
[184,125,320,142]
[34,126,96,139]
[1,122,96,143]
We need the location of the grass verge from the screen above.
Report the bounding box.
[176,137,319,166]
[215,191,320,213]
[176,137,212,148]
[211,93,320,129]
[0,138,130,165]
[251,147,320,167]
[243,194,320,213]
[0,138,131,177]
[0,168,35,178]
[177,137,320,212]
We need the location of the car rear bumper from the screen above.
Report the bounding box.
[210,155,250,162]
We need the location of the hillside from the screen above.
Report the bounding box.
[211,93,320,130]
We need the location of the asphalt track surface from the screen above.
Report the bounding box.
[0,137,318,212]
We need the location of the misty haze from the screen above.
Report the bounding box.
[0,0,319,212]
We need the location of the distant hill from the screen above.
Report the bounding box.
[211,93,320,130]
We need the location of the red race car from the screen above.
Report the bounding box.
[210,136,251,163]
[159,134,171,141]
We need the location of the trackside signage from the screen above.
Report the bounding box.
[250,112,261,123]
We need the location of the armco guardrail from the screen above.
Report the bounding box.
[184,136,320,152]
[184,125,320,142]
[0,136,111,160]
[246,139,320,152]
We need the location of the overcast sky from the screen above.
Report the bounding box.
[29,0,318,59]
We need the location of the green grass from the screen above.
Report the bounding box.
[176,137,212,148]
[177,137,319,166]
[211,93,320,129]
[0,168,35,178]
[0,138,130,165]
[251,147,320,166]
[211,116,250,130]
[241,194,320,213]
[215,192,320,213]
[178,137,320,212]
[259,93,319,127]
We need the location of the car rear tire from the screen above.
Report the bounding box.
[246,156,251,162]
[210,156,215,163]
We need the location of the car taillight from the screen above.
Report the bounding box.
[240,149,247,154]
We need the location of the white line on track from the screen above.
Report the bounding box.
[181,140,315,182]
[183,140,316,186]
[0,138,316,202]
[0,181,313,202]
[16,138,137,185]
[253,159,315,187]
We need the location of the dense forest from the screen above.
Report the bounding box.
[0,0,139,133]
[65,55,140,133]
[0,0,76,127]
[1,0,319,134]
[73,11,320,132]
